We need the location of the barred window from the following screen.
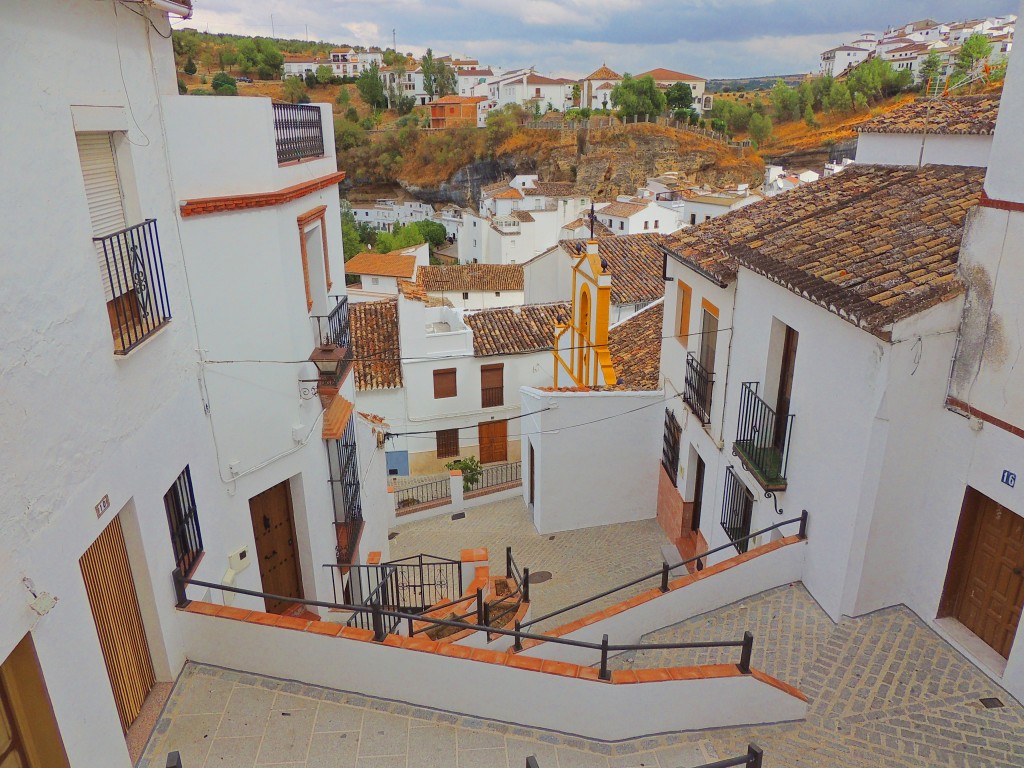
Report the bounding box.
[164,466,203,576]
[436,429,460,458]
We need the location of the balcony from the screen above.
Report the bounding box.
[481,385,504,408]
[732,382,793,492]
[312,295,353,379]
[93,219,171,354]
[272,103,325,164]
[683,352,714,425]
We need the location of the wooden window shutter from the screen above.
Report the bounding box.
[76,132,128,301]
[433,368,457,399]
[436,428,459,458]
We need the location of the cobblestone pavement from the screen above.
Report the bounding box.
[610,584,1024,767]
[388,497,671,633]
[140,662,722,768]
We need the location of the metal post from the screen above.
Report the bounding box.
[483,600,491,628]
[407,615,415,636]
[476,588,485,625]
[514,620,523,652]
[799,509,809,540]
[371,602,386,642]
[747,743,763,768]
[739,631,754,674]
[599,634,611,680]
[660,562,670,593]
[506,546,513,578]
[172,569,190,608]
[166,751,183,768]
[522,568,530,603]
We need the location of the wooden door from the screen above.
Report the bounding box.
[943,489,1024,658]
[691,455,706,533]
[79,516,155,733]
[478,420,508,464]
[249,480,304,614]
[0,681,30,768]
[774,326,798,451]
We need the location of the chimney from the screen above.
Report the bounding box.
[586,240,599,256]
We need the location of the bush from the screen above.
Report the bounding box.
[304,71,318,88]
[183,56,197,76]
[211,72,236,95]
[177,77,188,95]
[282,77,308,104]
[445,456,483,491]
[345,107,359,123]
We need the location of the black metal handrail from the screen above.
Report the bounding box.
[325,555,463,611]
[519,511,808,631]
[684,352,714,425]
[695,744,763,768]
[313,295,352,350]
[481,385,504,408]
[173,570,756,680]
[469,462,522,492]
[273,103,325,164]
[94,219,171,354]
[394,478,452,509]
[734,382,794,490]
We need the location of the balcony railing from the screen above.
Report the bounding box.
[468,461,522,492]
[273,103,325,164]
[683,353,714,425]
[481,385,504,408]
[328,417,362,564]
[94,219,171,354]
[733,382,794,491]
[313,294,353,378]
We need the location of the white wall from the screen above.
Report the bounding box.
[178,610,808,739]
[426,289,525,310]
[521,388,663,533]
[523,246,574,305]
[855,132,993,167]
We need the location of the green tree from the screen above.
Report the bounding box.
[177,77,188,95]
[336,87,351,107]
[211,71,237,95]
[412,220,447,249]
[571,83,582,106]
[183,56,197,76]
[918,51,944,86]
[356,62,387,109]
[304,70,318,88]
[853,91,869,112]
[824,81,853,115]
[665,82,693,111]
[748,112,772,145]
[374,223,425,253]
[609,74,667,119]
[485,104,526,153]
[382,48,404,66]
[954,33,993,84]
[803,103,818,128]
[421,48,437,99]
[282,76,309,104]
[434,61,458,97]
[334,118,368,150]
[316,64,334,85]
[770,79,801,122]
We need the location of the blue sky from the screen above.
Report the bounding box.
[180,1,1019,79]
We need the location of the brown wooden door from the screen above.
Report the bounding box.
[0,681,30,768]
[249,480,304,614]
[479,420,508,464]
[944,489,1024,658]
[79,516,155,733]
[774,326,798,450]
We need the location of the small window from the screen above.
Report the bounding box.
[433,368,457,398]
[482,363,504,407]
[462,291,469,300]
[164,466,203,576]
[654,220,659,228]
[495,291,501,296]
[644,221,649,230]
[677,280,692,341]
[705,215,712,222]
[618,221,624,230]
[371,277,380,286]
[690,213,697,225]
[436,428,460,458]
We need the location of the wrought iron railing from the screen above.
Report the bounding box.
[314,295,352,349]
[661,408,682,486]
[394,477,451,509]
[94,219,171,354]
[721,467,755,554]
[481,385,504,408]
[328,417,362,563]
[273,103,325,164]
[327,554,463,616]
[468,461,522,492]
[733,382,794,490]
[684,353,714,425]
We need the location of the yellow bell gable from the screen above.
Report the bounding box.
[553,241,618,387]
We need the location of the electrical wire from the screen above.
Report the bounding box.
[384,407,553,438]
[111,0,152,147]
[118,0,173,38]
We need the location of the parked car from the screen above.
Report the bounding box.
[236,76,253,83]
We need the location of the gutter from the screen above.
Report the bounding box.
[146,0,193,19]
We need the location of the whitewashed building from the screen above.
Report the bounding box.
[0,0,388,763]
[344,244,430,302]
[594,199,681,235]
[350,198,436,232]
[418,263,525,310]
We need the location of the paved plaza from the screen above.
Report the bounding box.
[387,497,672,632]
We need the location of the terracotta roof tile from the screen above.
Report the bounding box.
[492,188,524,200]
[349,299,402,390]
[856,95,999,135]
[663,164,984,336]
[598,201,649,218]
[511,210,535,222]
[345,250,418,278]
[418,264,524,293]
[584,65,621,80]
[636,68,705,82]
[609,300,664,390]
[322,396,354,440]
[522,181,576,197]
[561,234,667,305]
[464,303,569,357]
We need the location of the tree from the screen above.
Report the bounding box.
[609,74,667,119]
[412,220,447,249]
[770,80,801,122]
[304,70,318,88]
[421,49,437,99]
[177,77,188,95]
[748,112,772,146]
[824,82,853,115]
[316,64,334,85]
[282,77,309,104]
[373,223,425,253]
[211,72,237,96]
[853,91,869,112]
[954,33,993,84]
[336,87,351,106]
[334,118,368,151]
[665,82,693,111]
[183,56,197,76]
[434,61,458,97]
[356,62,387,109]
[571,83,582,106]
[918,51,944,87]
[803,103,818,128]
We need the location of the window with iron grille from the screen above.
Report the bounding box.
[164,466,203,576]
[328,418,362,524]
[661,408,681,486]
[436,428,459,458]
[720,468,754,553]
